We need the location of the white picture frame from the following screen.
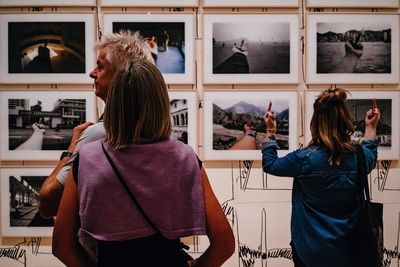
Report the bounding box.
[203,0,299,7]
[203,14,299,84]
[0,90,96,161]
[306,0,399,8]
[1,168,54,237]
[0,0,96,6]
[100,0,198,7]
[203,91,298,160]
[306,13,400,84]
[168,91,197,152]
[103,13,195,84]
[0,13,95,84]
[305,90,400,160]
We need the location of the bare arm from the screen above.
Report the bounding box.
[39,157,69,218]
[39,122,93,218]
[230,124,257,150]
[52,170,95,267]
[191,167,235,267]
[364,107,381,140]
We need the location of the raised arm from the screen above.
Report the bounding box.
[362,105,381,172]
[190,167,235,267]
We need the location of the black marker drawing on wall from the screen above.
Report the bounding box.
[237,161,291,191]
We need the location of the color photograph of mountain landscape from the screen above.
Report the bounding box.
[212,99,289,150]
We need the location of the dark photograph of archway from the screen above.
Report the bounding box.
[8,21,86,73]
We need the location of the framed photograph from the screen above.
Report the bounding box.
[203,14,299,84]
[306,0,399,8]
[306,14,400,84]
[203,0,299,7]
[103,13,194,84]
[168,91,197,151]
[1,168,54,237]
[305,90,400,160]
[203,91,298,160]
[100,0,198,6]
[0,90,96,161]
[0,0,96,6]
[0,14,95,84]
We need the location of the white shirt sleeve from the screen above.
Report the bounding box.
[56,122,106,185]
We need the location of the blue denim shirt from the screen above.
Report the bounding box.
[262,139,378,267]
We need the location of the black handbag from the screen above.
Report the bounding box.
[101,142,192,267]
[355,145,384,267]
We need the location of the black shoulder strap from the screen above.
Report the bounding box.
[101,142,160,233]
[356,144,371,204]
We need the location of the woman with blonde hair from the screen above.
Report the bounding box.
[262,88,380,267]
[53,59,234,267]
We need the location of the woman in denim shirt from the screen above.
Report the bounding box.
[262,88,381,267]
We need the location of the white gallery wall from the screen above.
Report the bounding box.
[0,0,399,266]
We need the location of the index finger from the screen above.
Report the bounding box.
[372,98,377,109]
[267,101,272,112]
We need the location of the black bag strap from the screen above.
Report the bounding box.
[356,144,371,205]
[101,142,161,233]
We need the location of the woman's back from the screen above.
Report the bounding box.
[77,139,206,242]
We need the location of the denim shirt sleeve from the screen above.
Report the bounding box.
[361,138,379,173]
[261,140,303,177]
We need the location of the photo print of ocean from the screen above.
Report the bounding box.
[212,22,290,74]
[212,98,289,150]
[317,22,392,74]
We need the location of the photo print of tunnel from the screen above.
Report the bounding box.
[103,13,194,84]
[203,91,298,160]
[1,168,54,236]
[0,91,96,161]
[0,13,95,84]
[203,14,299,84]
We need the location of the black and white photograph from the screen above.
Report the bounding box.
[103,14,194,84]
[317,23,392,74]
[168,91,197,151]
[204,14,298,84]
[0,0,95,6]
[0,91,96,160]
[204,91,298,160]
[1,168,54,237]
[212,22,290,74]
[306,90,400,159]
[100,0,197,6]
[203,0,298,7]
[346,99,392,146]
[306,0,399,8]
[0,14,95,84]
[307,14,399,84]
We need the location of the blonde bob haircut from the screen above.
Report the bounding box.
[308,88,356,166]
[103,59,171,149]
